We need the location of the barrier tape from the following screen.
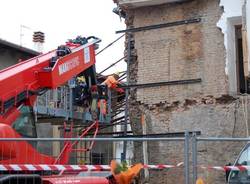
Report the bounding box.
[0,163,183,171]
[1,163,247,172]
[200,165,250,172]
[143,162,183,169]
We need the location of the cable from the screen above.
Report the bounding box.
[96,34,125,56]
[98,57,125,75]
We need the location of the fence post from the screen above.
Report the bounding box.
[122,33,132,161]
[184,131,190,184]
[192,132,197,184]
[141,114,149,182]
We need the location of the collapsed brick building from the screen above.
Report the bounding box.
[114,0,250,183]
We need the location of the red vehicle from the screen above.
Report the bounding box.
[0,36,142,184]
[0,36,100,165]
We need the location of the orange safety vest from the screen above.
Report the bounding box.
[110,160,143,184]
[98,99,107,115]
[103,76,119,89]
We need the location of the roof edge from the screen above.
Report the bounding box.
[0,38,40,56]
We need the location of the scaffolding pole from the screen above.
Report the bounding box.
[122,33,132,161]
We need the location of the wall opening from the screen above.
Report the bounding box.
[235,25,247,93]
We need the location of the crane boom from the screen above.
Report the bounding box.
[0,36,141,184]
[0,37,101,165]
[0,38,100,121]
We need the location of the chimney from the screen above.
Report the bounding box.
[33,31,45,52]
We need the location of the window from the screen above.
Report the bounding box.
[12,105,37,138]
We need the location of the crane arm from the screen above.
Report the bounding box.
[0,37,100,123]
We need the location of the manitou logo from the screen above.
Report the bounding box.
[58,56,80,75]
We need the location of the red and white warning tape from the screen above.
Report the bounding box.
[1,163,247,172]
[0,164,110,171]
[200,165,250,172]
[0,163,183,172]
[0,165,110,172]
[143,162,183,169]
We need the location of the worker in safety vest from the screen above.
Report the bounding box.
[102,73,119,88]
[102,73,124,93]
[97,85,108,122]
[90,85,99,120]
[97,73,124,122]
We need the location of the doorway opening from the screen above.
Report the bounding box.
[235,25,247,94]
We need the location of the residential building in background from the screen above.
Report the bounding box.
[0,38,39,69]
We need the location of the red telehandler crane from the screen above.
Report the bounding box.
[0,36,100,165]
[0,36,142,184]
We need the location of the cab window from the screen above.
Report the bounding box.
[12,106,37,138]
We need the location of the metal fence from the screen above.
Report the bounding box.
[193,136,250,184]
[1,135,250,184]
[0,136,185,184]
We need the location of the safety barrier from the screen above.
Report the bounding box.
[1,136,250,184]
[0,163,184,172]
[200,165,250,171]
[2,163,248,172]
[0,137,186,184]
[191,136,250,184]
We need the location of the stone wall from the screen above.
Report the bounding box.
[133,0,227,105]
[131,97,249,183]
[123,0,249,183]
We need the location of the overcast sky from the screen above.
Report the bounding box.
[0,0,126,75]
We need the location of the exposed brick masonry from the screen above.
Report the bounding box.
[123,0,249,183]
